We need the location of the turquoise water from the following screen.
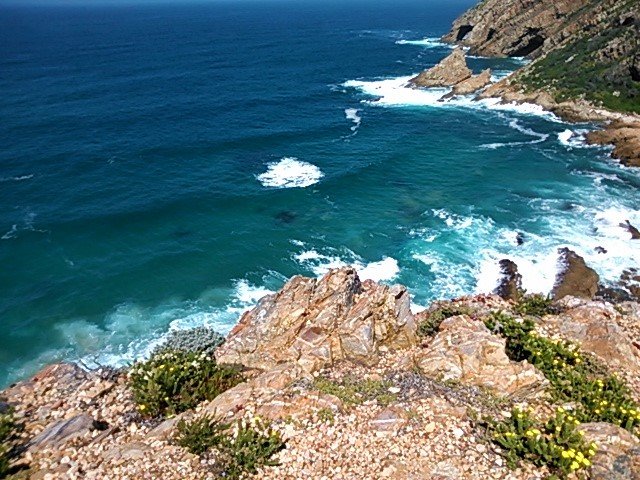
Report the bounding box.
[1,0,639,386]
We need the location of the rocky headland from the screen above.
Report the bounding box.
[410,0,640,166]
[1,262,640,479]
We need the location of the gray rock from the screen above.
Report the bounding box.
[28,414,98,451]
[552,248,599,300]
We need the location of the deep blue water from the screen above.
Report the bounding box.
[1,0,639,386]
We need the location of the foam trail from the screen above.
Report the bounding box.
[0,174,34,183]
[345,108,362,132]
[481,119,548,149]
[256,157,324,188]
[395,37,451,48]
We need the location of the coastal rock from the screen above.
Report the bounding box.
[587,123,640,168]
[493,259,522,301]
[216,267,417,373]
[551,248,599,300]
[409,48,472,88]
[414,315,547,399]
[447,68,492,97]
[545,297,640,375]
[579,423,640,480]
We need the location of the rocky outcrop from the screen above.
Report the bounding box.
[552,248,599,300]
[449,69,492,96]
[216,267,417,373]
[409,48,471,88]
[414,315,547,399]
[587,123,640,168]
[493,259,521,301]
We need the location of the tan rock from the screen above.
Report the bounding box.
[409,48,472,88]
[415,315,547,398]
[447,69,492,97]
[552,248,599,300]
[216,267,417,373]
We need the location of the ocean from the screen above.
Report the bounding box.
[1,0,639,387]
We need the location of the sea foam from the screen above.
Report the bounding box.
[257,157,324,188]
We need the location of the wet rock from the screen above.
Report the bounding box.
[409,48,472,88]
[621,219,640,239]
[28,414,99,451]
[579,423,640,480]
[414,315,547,399]
[516,232,525,246]
[216,267,417,373]
[493,259,522,301]
[552,248,599,300]
[595,246,607,254]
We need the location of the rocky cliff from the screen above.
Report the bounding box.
[1,267,639,479]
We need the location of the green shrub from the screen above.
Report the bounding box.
[313,376,396,406]
[489,407,597,478]
[514,292,555,317]
[417,305,472,337]
[0,409,18,478]
[176,415,285,480]
[485,313,640,432]
[128,350,243,418]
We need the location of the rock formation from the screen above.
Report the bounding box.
[552,248,599,300]
[588,123,640,168]
[216,267,417,373]
[409,48,472,88]
[493,259,521,301]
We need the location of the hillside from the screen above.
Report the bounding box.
[443,0,640,114]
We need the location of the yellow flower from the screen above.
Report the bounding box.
[139,404,146,411]
[561,451,571,459]
[582,458,591,467]
[570,461,580,470]
[575,358,582,364]
[588,449,595,456]
[557,407,565,413]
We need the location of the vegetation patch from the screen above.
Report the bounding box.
[176,414,285,480]
[128,350,243,418]
[313,376,396,407]
[0,408,19,478]
[488,407,597,478]
[417,305,472,337]
[152,327,225,356]
[513,292,556,317]
[485,312,640,431]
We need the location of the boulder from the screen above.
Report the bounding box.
[409,48,472,88]
[579,423,640,480]
[28,414,98,451]
[216,267,417,373]
[414,315,547,399]
[493,259,522,301]
[552,248,599,300]
[621,220,640,239]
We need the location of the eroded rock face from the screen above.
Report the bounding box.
[442,0,621,59]
[409,48,472,88]
[587,123,640,168]
[579,423,640,480]
[552,248,599,300]
[216,267,417,373]
[414,315,547,399]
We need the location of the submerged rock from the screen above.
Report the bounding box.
[409,48,472,88]
[216,267,417,373]
[552,248,599,300]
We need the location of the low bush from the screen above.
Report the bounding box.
[176,415,285,480]
[514,292,556,317]
[313,376,396,406]
[153,327,225,356]
[128,350,243,418]
[0,409,18,478]
[489,407,597,478]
